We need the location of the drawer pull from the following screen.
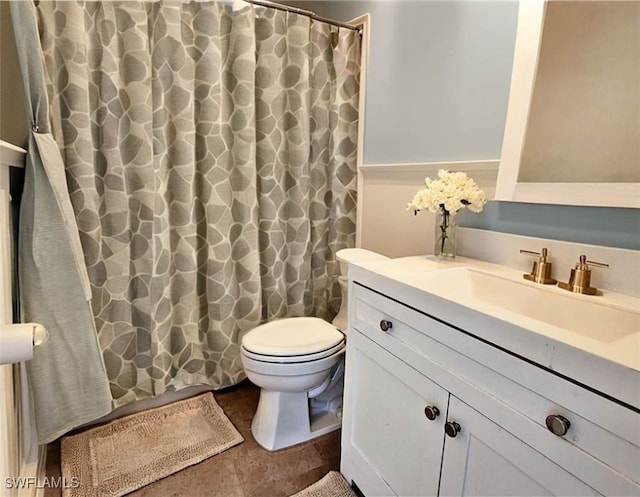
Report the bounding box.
[379,319,393,332]
[444,421,461,438]
[545,414,571,437]
[424,406,440,421]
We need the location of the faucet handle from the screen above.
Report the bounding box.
[558,255,608,295]
[520,247,548,258]
[520,248,557,285]
[576,255,609,270]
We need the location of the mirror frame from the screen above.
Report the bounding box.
[495,0,640,208]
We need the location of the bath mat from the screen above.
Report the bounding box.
[291,471,357,497]
[60,393,243,497]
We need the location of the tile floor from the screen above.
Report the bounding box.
[43,380,341,497]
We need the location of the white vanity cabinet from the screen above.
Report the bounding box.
[341,276,640,497]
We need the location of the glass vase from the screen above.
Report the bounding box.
[434,208,457,258]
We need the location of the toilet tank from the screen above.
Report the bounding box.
[332,249,389,331]
[336,248,390,279]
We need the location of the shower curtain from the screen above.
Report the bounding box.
[12,0,359,441]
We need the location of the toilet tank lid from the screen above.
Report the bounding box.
[242,317,344,356]
[336,248,389,263]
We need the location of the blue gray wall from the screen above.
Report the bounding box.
[306,0,518,164]
[311,0,639,250]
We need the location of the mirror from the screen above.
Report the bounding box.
[496,1,640,208]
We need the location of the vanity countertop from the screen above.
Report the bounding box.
[349,255,640,411]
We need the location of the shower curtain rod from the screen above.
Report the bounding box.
[243,0,363,36]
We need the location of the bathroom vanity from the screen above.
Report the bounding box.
[340,256,639,496]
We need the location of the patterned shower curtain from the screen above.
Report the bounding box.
[28,0,360,408]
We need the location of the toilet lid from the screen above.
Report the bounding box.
[242,317,344,357]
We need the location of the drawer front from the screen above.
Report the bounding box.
[352,283,640,494]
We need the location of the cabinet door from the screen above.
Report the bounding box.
[439,396,601,497]
[342,331,449,497]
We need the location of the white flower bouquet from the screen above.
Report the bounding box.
[407,169,487,215]
[407,170,486,258]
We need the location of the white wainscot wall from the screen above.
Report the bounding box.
[359,161,499,258]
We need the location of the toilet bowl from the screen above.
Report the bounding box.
[240,249,389,451]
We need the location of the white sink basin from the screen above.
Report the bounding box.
[416,267,640,344]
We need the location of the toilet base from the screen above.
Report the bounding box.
[251,389,342,451]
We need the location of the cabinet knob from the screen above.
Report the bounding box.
[444,421,461,438]
[545,414,571,437]
[424,406,440,421]
[379,319,393,332]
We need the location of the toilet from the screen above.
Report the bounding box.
[240,248,389,451]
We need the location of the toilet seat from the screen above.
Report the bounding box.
[242,340,345,364]
[242,317,344,362]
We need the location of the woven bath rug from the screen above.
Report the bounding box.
[291,471,357,497]
[60,393,243,497]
